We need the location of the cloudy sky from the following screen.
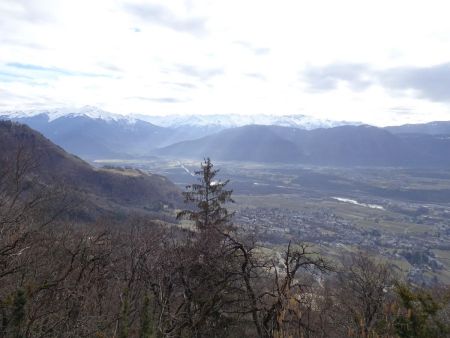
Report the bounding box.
[2,0,450,125]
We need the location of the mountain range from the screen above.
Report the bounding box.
[2,106,450,167]
[135,113,359,129]
[1,107,171,158]
[158,124,450,166]
[0,106,360,159]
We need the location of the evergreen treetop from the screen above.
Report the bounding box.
[176,158,234,231]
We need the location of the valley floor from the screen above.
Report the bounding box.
[93,158,450,285]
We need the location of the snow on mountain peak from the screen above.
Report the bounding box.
[135,113,359,130]
[69,106,135,123]
[1,106,136,124]
[1,107,359,130]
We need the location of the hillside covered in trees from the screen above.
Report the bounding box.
[0,121,181,221]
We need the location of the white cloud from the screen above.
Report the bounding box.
[1,0,450,125]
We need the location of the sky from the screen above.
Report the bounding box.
[2,0,450,125]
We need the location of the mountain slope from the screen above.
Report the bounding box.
[4,107,450,167]
[0,120,181,219]
[1,108,361,160]
[157,124,450,167]
[297,125,415,166]
[1,107,171,159]
[157,125,304,163]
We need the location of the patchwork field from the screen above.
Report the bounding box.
[94,158,450,285]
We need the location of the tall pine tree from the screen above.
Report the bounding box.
[139,294,155,338]
[177,158,234,231]
[118,289,130,338]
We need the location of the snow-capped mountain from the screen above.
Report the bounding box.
[0,106,361,160]
[2,106,359,130]
[134,113,359,130]
[0,106,168,159]
[3,106,450,166]
[2,105,136,123]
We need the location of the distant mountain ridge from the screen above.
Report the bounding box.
[0,106,361,159]
[3,105,134,123]
[3,107,360,130]
[157,124,450,167]
[2,106,359,130]
[3,106,450,167]
[385,121,450,135]
[135,113,359,130]
[1,107,171,159]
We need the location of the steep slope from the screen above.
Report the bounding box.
[156,124,450,167]
[0,121,181,219]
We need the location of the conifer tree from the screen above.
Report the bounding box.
[10,289,26,338]
[177,158,234,231]
[118,289,130,338]
[394,284,449,338]
[139,294,154,338]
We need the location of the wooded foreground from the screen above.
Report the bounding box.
[1,154,449,338]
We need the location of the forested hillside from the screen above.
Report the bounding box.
[0,121,181,220]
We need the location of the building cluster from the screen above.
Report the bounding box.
[236,206,450,285]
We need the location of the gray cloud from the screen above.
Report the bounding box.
[0,1,55,51]
[302,62,450,102]
[302,63,372,92]
[380,63,450,102]
[176,64,223,80]
[124,3,207,35]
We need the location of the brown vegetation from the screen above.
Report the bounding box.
[0,140,449,337]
